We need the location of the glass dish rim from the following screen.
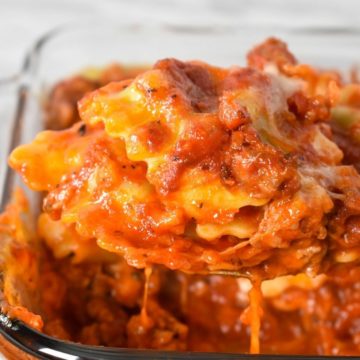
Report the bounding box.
[1,20,360,359]
[3,19,360,84]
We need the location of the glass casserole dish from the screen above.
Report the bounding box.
[0,22,359,359]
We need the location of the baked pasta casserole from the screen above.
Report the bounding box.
[1,38,359,355]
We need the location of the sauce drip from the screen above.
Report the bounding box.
[140,266,153,327]
[249,281,263,354]
[240,280,263,354]
[179,273,189,315]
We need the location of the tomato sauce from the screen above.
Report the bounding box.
[2,38,360,355]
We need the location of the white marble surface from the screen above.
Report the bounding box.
[0,0,360,359]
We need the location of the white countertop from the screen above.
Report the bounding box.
[1,0,360,78]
